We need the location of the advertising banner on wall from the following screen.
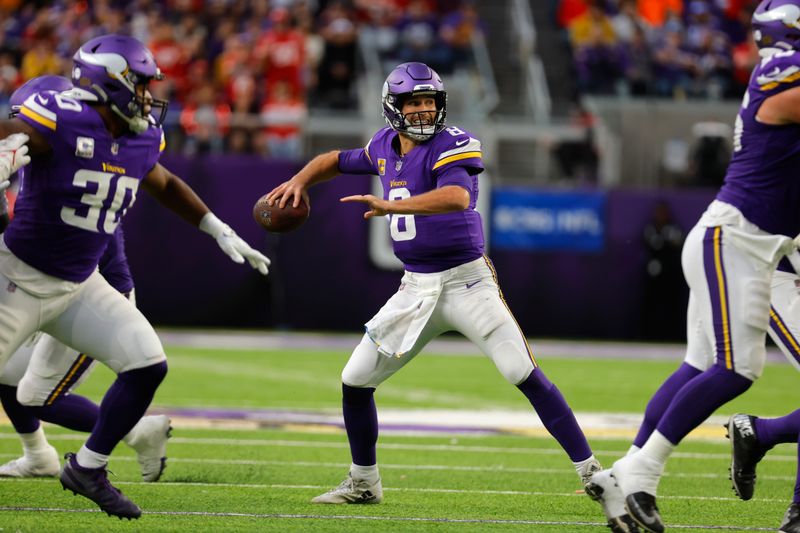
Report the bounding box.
[491,189,606,251]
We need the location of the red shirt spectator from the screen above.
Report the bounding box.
[253,8,306,96]
[149,21,190,101]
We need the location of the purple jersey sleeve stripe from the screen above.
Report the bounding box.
[769,307,800,365]
[703,226,734,370]
[482,255,538,367]
[44,353,93,406]
[432,151,481,170]
[20,106,56,130]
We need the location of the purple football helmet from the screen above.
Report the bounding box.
[752,0,800,56]
[9,75,73,117]
[71,34,167,134]
[382,62,447,142]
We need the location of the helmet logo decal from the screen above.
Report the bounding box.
[753,4,800,26]
[77,48,129,74]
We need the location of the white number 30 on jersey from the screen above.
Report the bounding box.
[61,170,139,234]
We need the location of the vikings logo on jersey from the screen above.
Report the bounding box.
[7,92,165,283]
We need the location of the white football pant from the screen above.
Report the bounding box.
[342,256,537,388]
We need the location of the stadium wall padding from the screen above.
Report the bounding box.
[124,155,716,339]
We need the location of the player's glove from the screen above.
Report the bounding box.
[200,213,271,275]
[0,133,31,190]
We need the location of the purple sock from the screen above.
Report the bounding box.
[517,367,592,462]
[633,363,702,448]
[85,361,167,455]
[30,394,99,433]
[0,384,39,434]
[342,384,378,466]
[657,365,752,445]
[754,409,800,449]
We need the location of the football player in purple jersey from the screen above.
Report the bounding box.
[0,35,270,519]
[0,75,171,485]
[264,61,629,526]
[587,2,800,531]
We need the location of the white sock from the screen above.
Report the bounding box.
[19,427,49,455]
[626,444,640,456]
[76,445,109,469]
[350,463,379,483]
[573,454,600,480]
[639,431,675,466]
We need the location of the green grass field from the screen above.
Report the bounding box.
[0,341,797,531]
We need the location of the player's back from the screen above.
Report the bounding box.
[6,90,163,283]
[718,50,800,237]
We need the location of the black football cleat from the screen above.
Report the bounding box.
[625,492,664,533]
[60,453,142,519]
[780,503,800,533]
[725,413,767,501]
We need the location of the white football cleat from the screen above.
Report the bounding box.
[0,444,60,477]
[586,468,642,533]
[311,474,383,504]
[126,415,171,482]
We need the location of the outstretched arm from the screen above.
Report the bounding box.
[341,185,470,219]
[265,150,341,208]
[143,162,271,275]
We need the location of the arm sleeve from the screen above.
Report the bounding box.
[435,164,472,191]
[338,147,375,175]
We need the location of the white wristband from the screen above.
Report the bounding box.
[199,212,227,239]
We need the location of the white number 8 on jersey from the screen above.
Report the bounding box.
[388,187,416,241]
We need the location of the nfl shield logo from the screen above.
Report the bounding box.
[377,158,386,176]
[111,142,119,155]
[395,160,403,171]
[75,136,95,159]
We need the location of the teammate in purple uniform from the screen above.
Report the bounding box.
[0,35,270,519]
[0,75,170,484]
[587,2,800,531]
[265,61,619,520]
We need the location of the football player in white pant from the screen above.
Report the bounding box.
[0,75,170,483]
[0,35,269,519]
[588,3,800,531]
[265,61,624,526]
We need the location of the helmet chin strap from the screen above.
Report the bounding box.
[111,104,148,134]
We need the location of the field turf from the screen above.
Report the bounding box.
[0,341,797,531]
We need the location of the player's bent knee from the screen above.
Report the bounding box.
[15,379,48,407]
[491,340,535,385]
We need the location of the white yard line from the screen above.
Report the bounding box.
[0,506,777,531]
[0,478,786,506]
[0,432,794,462]
[3,453,793,482]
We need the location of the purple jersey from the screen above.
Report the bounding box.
[7,90,164,282]
[339,125,484,272]
[13,159,134,293]
[98,228,133,294]
[718,50,800,242]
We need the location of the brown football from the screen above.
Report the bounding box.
[252,194,309,233]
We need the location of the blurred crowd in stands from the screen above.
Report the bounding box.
[558,0,760,99]
[0,0,483,158]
